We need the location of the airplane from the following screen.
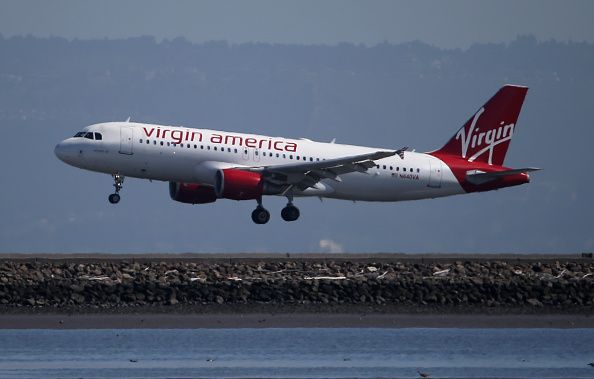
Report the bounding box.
[55,84,539,224]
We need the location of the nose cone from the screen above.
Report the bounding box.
[54,142,65,161]
[54,140,79,165]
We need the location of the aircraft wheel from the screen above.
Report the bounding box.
[108,193,121,204]
[251,207,270,224]
[281,204,300,222]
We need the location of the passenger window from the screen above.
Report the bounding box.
[214,147,217,151]
[410,168,413,172]
[234,149,238,153]
[296,156,300,160]
[290,155,293,159]
[417,168,420,173]
[84,132,94,140]
[167,142,170,146]
[154,141,156,145]
[146,140,150,144]
[276,153,279,158]
[283,154,286,158]
[255,151,258,156]
[139,139,143,143]
[390,166,393,170]
[207,146,210,150]
[94,133,102,140]
[396,167,399,171]
[160,141,164,146]
[383,165,386,169]
[316,158,320,161]
[187,144,190,148]
[194,145,197,149]
[310,157,313,162]
[303,156,306,161]
[228,148,231,152]
[201,145,204,149]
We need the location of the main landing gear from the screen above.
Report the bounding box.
[251,197,300,224]
[108,174,124,204]
[281,203,300,222]
[251,198,270,224]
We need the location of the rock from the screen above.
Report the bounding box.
[0,257,589,310]
[71,293,85,304]
[70,284,84,292]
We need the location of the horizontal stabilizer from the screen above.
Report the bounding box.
[466,168,540,185]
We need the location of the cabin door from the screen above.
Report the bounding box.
[428,161,442,188]
[119,127,134,155]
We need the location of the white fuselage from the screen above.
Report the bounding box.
[55,122,464,202]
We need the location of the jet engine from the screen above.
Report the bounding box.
[169,182,217,204]
[215,169,283,200]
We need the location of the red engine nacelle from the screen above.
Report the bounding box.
[215,169,265,200]
[169,182,217,204]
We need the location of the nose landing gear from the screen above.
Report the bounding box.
[108,174,124,204]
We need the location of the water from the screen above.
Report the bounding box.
[0,328,593,378]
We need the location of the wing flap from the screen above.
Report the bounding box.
[262,150,396,174]
[232,147,407,192]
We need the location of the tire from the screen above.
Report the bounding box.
[108,193,121,204]
[281,205,300,222]
[251,207,270,224]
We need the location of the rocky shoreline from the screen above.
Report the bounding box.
[0,255,592,314]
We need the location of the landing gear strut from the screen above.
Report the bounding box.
[251,198,270,224]
[108,174,124,204]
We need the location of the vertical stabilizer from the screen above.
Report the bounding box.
[433,85,528,166]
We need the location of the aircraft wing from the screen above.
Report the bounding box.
[242,148,405,191]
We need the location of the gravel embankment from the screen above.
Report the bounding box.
[0,255,592,313]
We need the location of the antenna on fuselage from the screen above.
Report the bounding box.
[330,138,336,144]
[125,116,131,123]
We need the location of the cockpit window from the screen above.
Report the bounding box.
[94,133,102,140]
[73,132,85,137]
[84,132,94,140]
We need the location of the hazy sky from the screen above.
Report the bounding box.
[1,1,593,254]
[1,0,593,48]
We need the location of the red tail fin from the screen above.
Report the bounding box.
[434,85,528,166]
